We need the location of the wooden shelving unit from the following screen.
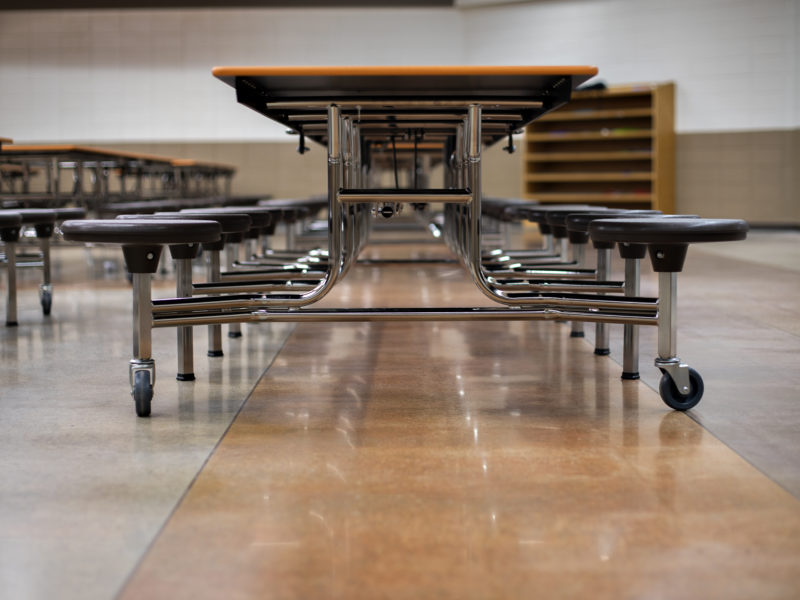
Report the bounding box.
[523,82,675,212]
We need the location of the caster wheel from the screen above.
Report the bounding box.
[41,290,52,316]
[133,370,153,417]
[659,367,704,411]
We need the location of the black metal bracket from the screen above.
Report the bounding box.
[503,132,516,154]
[297,132,309,155]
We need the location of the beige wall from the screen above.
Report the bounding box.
[676,130,800,224]
[105,128,800,226]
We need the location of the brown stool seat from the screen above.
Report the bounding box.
[123,211,252,235]
[61,219,222,246]
[545,206,618,238]
[98,199,183,217]
[589,217,749,272]
[16,208,57,225]
[515,204,592,235]
[258,198,324,222]
[482,197,537,222]
[0,210,23,228]
[589,217,748,245]
[53,207,87,221]
[565,210,659,245]
[183,206,272,229]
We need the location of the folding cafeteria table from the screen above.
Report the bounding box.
[0,145,237,206]
[61,65,747,416]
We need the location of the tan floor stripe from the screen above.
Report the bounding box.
[120,252,800,600]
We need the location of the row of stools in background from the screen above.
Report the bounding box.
[115,198,327,382]
[55,196,748,416]
[0,207,86,326]
[481,200,690,380]
[0,196,328,329]
[58,195,329,416]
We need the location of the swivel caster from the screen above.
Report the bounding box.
[40,285,53,316]
[658,366,704,411]
[133,370,153,417]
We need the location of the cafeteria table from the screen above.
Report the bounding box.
[0,145,237,205]
[61,66,748,416]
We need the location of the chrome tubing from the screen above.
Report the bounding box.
[594,247,612,354]
[151,305,658,328]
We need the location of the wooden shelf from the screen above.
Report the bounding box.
[523,82,674,213]
[522,192,653,204]
[525,172,653,182]
[526,130,653,142]
[526,151,653,162]
[537,107,653,122]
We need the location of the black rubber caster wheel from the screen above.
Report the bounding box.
[41,290,52,316]
[133,370,153,417]
[659,367,704,411]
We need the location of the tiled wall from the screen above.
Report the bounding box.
[1,1,798,222]
[462,0,800,132]
[1,0,797,142]
[0,7,465,142]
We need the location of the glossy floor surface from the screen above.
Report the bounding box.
[1,227,800,599]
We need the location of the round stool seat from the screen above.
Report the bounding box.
[258,198,319,222]
[147,211,252,235]
[589,217,748,245]
[17,208,57,225]
[176,209,254,247]
[545,207,618,238]
[61,219,222,245]
[589,217,749,272]
[566,210,658,245]
[515,204,592,235]
[0,210,23,227]
[53,207,87,220]
[189,206,273,229]
[99,199,182,216]
[566,210,660,233]
[483,198,536,222]
[0,211,23,242]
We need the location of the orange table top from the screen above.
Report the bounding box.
[171,158,236,172]
[213,64,598,148]
[213,64,598,79]
[2,145,235,174]
[2,144,176,164]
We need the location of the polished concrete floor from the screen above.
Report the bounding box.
[1,227,799,599]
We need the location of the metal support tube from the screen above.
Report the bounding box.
[132,272,152,362]
[175,258,194,380]
[129,272,156,397]
[466,104,483,283]
[338,191,472,204]
[594,247,611,354]
[559,238,570,263]
[655,271,692,394]
[152,306,659,328]
[570,243,586,338]
[657,271,678,360]
[226,244,243,338]
[40,237,51,286]
[38,237,53,314]
[5,241,17,326]
[206,250,223,357]
[622,258,641,379]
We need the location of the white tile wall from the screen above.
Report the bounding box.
[0,0,797,143]
[461,0,800,132]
